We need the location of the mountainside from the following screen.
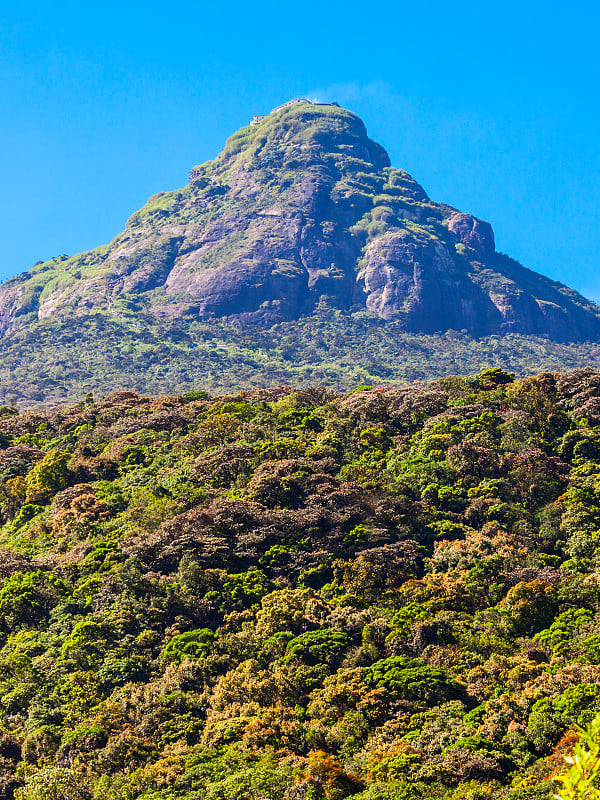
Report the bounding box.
[0,370,600,799]
[1,99,599,342]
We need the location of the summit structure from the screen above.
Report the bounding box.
[249,98,340,126]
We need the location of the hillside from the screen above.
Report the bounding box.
[0,100,600,405]
[5,307,600,408]
[1,369,600,798]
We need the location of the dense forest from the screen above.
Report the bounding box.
[3,305,600,407]
[1,369,600,797]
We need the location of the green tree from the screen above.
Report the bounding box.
[25,450,71,505]
[15,766,90,800]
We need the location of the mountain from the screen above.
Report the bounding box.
[1,99,599,341]
[2,99,600,407]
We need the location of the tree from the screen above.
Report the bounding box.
[15,767,90,800]
[554,714,600,799]
[25,450,71,505]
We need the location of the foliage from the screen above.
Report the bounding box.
[4,309,600,409]
[0,370,597,797]
[554,714,600,799]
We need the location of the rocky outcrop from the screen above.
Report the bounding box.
[447,212,495,258]
[0,100,598,342]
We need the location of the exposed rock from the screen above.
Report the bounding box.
[0,100,598,341]
[447,212,495,258]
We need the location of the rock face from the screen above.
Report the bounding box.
[0,100,598,341]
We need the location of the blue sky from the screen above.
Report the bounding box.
[1,0,598,298]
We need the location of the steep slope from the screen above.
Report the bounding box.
[0,99,598,341]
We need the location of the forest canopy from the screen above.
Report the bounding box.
[0,369,599,798]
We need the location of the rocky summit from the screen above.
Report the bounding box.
[1,99,599,342]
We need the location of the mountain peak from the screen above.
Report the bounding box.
[248,97,341,125]
[189,99,391,184]
[0,104,598,343]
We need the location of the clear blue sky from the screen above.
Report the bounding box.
[1,0,598,298]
